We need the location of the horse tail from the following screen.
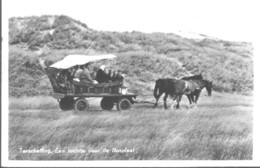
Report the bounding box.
[153,79,160,98]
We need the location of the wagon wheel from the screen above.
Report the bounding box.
[116,98,132,111]
[100,97,115,110]
[74,98,89,112]
[59,97,74,111]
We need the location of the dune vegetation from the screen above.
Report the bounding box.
[9,15,253,97]
[9,93,253,160]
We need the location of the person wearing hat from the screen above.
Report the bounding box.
[80,63,98,84]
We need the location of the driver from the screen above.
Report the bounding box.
[80,63,98,84]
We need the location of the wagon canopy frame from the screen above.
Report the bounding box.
[50,54,117,69]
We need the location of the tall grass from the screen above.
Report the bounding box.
[9,96,58,110]
[9,93,253,160]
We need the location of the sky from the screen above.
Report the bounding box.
[4,0,259,42]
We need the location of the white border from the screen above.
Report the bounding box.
[2,0,10,166]
[2,0,260,167]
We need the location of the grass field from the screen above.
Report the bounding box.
[9,92,253,160]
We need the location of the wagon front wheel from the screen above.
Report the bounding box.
[117,98,132,111]
[101,97,115,110]
[74,98,89,112]
[59,97,74,111]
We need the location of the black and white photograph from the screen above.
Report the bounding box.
[1,0,260,167]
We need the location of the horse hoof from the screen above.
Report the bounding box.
[176,106,182,110]
[153,103,157,108]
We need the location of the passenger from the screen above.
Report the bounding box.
[57,69,67,87]
[108,69,113,82]
[67,67,75,92]
[71,65,78,77]
[96,65,109,83]
[67,68,74,83]
[111,70,118,82]
[74,65,83,82]
[80,63,98,84]
[116,70,125,83]
[91,71,97,80]
[104,68,112,83]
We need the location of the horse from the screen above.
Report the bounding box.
[153,74,203,109]
[153,78,176,109]
[172,79,213,109]
[180,74,203,106]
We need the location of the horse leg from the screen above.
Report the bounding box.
[191,94,196,108]
[163,93,169,110]
[194,92,201,108]
[154,92,163,108]
[187,94,193,108]
[170,96,175,110]
[176,95,182,109]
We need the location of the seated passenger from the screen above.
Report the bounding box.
[108,69,114,82]
[71,65,78,77]
[80,63,98,84]
[91,71,97,80]
[96,65,110,83]
[111,70,118,82]
[116,70,125,83]
[67,67,75,92]
[57,70,67,87]
[67,67,74,83]
[74,65,83,82]
[104,68,112,83]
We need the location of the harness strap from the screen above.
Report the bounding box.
[183,81,191,94]
[190,80,200,89]
[183,80,200,94]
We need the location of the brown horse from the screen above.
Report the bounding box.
[171,79,213,109]
[180,74,203,106]
[153,74,204,109]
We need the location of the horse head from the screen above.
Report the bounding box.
[205,80,213,96]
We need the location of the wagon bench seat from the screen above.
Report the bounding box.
[72,81,124,94]
[73,81,123,88]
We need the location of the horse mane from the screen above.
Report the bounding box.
[181,74,203,81]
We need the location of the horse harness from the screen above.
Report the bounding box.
[183,80,200,94]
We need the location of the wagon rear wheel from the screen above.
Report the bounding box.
[101,97,115,110]
[74,98,89,112]
[116,98,132,111]
[59,97,74,111]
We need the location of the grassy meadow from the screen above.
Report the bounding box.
[9,92,253,160]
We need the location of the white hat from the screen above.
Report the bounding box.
[100,65,105,70]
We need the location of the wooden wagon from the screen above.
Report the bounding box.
[45,54,137,112]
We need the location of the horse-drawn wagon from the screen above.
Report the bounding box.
[45,54,137,112]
